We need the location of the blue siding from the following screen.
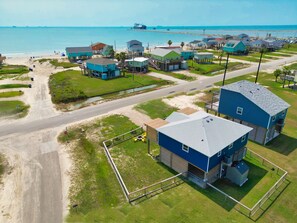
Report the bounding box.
[223,41,246,53]
[67,52,93,58]
[218,89,270,128]
[208,133,249,170]
[86,62,116,72]
[158,132,209,171]
[181,51,194,60]
[268,109,287,128]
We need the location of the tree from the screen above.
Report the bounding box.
[168,40,172,47]
[282,66,292,88]
[273,69,282,82]
[109,48,115,58]
[119,52,127,76]
[218,50,224,65]
[180,41,184,48]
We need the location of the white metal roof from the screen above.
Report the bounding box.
[157,111,252,157]
[125,57,148,62]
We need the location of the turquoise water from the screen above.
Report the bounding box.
[0,25,296,56]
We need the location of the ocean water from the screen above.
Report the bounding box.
[0,25,296,56]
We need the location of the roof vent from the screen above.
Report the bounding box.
[206,120,210,123]
[249,91,253,94]
[210,118,213,121]
[201,139,204,142]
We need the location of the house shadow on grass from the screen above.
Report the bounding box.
[188,160,268,212]
[265,134,297,156]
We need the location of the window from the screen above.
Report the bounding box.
[241,135,246,142]
[236,107,243,115]
[282,111,286,116]
[228,143,233,150]
[272,116,276,121]
[217,151,222,157]
[182,144,189,153]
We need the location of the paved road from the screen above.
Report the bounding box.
[0,55,296,223]
[0,55,296,138]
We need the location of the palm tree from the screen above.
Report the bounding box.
[180,42,185,49]
[218,51,224,65]
[168,40,172,47]
[273,69,282,82]
[282,66,291,88]
[119,52,127,76]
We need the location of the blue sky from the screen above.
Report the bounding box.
[0,0,296,26]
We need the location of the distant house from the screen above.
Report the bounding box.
[84,58,121,80]
[0,53,6,65]
[149,48,182,71]
[155,45,181,50]
[237,33,249,41]
[127,40,144,56]
[90,42,107,54]
[145,109,252,188]
[223,40,247,55]
[202,37,216,43]
[173,49,194,60]
[125,57,149,72]
[266,40,285,51]
[210,81,290,145]
[194,52,214,63]
[101,45,114,57]
[189,40,207,49]
[65,47,93,61]
[250,40,269,51]
[223,34,233,40]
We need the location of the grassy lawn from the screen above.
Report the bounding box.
[134,99,178,119]
[0,84,30,89]
[285,62,297,70]
[0,91,24,98]
[149,68,195,81]
[280,44,297,53]
[0,64,29,75]
[229,55,268,63]
[0,100,30,118]
[266,52,292,57]
[187,61,248,76]
[49,70,168,103]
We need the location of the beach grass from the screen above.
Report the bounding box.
[0,84,30,89]
[149,68,195,81]
[134,99,178,119]
[0,91,24,98]
[36,58,78,68]
[49,70,168,104]
[0,64,29,75]
[0,100,30,118]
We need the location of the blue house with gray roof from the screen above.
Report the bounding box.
[145,109,252,188]
[223,40,247,55]
[65,47,93,61]
[217,81,290,145]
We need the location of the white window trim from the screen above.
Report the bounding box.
[217,151,222,157]
[228,143,233,150]
[236,107,243,115]
[241,135,246,142]
[182,144,189,153]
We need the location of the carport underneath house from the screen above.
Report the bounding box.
[145,108,253,188]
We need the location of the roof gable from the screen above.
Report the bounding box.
[221,80,290,116]
[151,48,180,58]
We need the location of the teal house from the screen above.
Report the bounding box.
[85,58,120,80]
[65,47,93,61]
[125,57,149,72]
[181,50,194,60]
[101,45,114,57]
[223,40,247,55]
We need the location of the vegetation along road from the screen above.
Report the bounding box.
[0,55,296,138]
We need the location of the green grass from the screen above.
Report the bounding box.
[149,68,195,81]
[0,100,30,117]
[65,71,297,222]
[266,52,292,57]
[281,44,297,53]
[0,64,29,75]
[229,55,268,63]
[50,59,79,68]
[0,84,30,89]
[0,91,24,98]
[285,62,297,70]
[0,153,5,184]
[187,61,248,76]
[49,70,168,103]
[134,99,178,119]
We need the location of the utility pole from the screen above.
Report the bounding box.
[255,49,264,83]
[222,53,229,86]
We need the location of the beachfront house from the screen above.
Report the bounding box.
[90,42,107,54]
[223,40,247,55]
[145,108,252,188]
[194,52,214,63]
[125,57,149,73]
[206,81,290,145]
[149,48,182,71]
[101,45,114,57]
[188,40,207,49]
[250,40,269,51]
[127,40,144,56]
[84,58,121,80]
[65,47,93,61]
[180,50,194,60]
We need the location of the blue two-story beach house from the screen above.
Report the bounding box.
[85,58,121,80]
[223,40,247,55]
[127,40,144,56]
[217,81,290,145]
[65,47,93,61]
[145,108,252,188]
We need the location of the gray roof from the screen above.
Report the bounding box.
[127,40,142,44]
[150,48,179,57]
[65,47,92,53]
[224,40,242,48]
[158,111,252,157]
[86,58,116,65]
[222,80,290,116]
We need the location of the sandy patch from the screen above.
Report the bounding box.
[162,94,202,110]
